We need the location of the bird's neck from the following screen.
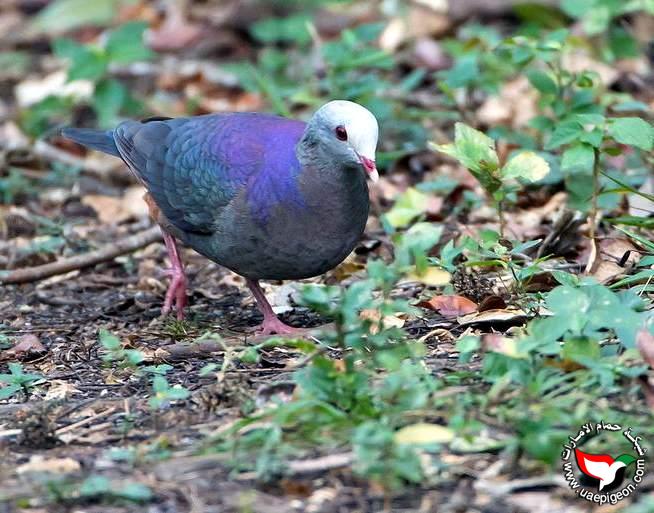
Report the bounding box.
[297,128,359,181]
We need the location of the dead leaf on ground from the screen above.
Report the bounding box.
[477,295,507,312]
[477,77,537,128]
[406,266,451,286]
[419,295,477,316]
[146,0,203,51]
[638,376,654,410]
[482,333,526,358]
[394,422,454,445]
[637,329,654,369]
[44,380,80,401]
[379,4,449,52]
[458,308,530,326]
[16,456,81,475]
[360,309,406,334]
[81,186,147,224]
[562,50,619,87]
[5,334,46,359]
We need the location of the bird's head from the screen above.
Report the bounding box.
[307,100,379,182]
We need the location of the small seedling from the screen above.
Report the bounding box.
[0,362,43,400]
[148,376,190,410]
[99,329,144,368]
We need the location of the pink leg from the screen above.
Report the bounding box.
[246,278,303,335]
[161,231,187,320]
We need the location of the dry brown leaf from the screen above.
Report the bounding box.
[44,380,80,401]
[360,309,406,334]
[17,456,80,475]
[458,308,529,326]
[419,295,477,316]
[146,0,203,51]
[600,238,640,266]
[82,186,147,224]
[477,295,507,312]
[394,422,454,445]
[7,334,46,358]
[379,5,450,52]
[562,50,619,86]
[82,195,125,224]
[482,333,524,358]
[592,260,625,284]
[406,266,451,286]
[477,77,537,128]
[637,329,654,369]
[638,376,654,410]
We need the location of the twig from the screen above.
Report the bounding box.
[236,452,354,480]
[585,147,602,274]
[55,407,117,435]
[0,226,162,284]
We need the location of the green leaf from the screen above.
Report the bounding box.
[99,328,121,350]
[560,0,595,18]
[582,6,611,35]
[561,143,595,174]
[578,128,604,147]
[562,337,601,362]
[164,386,191,401]
[383,188,430,228]
[452,123,499,173]
[545,121,583,149]
[33,0,126,34]
[0,384,22,399]
[430,123,501,193]
[250,14,311,45]
[53,38,107,81]
[526,69,558,95]
[607,117,654,151]
[502,151,550,182]
[105,22,153,64]
[92,78,127,127]
[79,475,111,497]
[117,483,152,502]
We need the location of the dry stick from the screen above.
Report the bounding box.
[585,148,602,274]
[0,226,162,285]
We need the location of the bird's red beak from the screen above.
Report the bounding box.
[359,155,378,183]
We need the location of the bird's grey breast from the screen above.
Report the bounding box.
[194,164,369,280]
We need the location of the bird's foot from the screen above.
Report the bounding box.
[256,316,304,336]
[161,267,188,320]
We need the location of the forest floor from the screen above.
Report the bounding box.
[2,1,654,512]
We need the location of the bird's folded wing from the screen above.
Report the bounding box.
[113,115,262,234]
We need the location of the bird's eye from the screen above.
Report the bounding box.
[335,125,348,141]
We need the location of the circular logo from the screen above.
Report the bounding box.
[561,422,648,505]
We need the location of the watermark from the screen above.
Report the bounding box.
[562,421,647,505]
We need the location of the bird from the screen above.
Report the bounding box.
[62,100,379,335]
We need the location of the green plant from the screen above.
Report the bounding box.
[22,21,152,136]
[148,376,190,410]
[45,474,152,505]
[99,329,144,368]
[431,123,550,234]
[0,362,43,400]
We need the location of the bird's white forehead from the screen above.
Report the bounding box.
[314,100,379,159]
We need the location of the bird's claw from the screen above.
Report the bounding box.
[161,268,187,320]
[256,317,304,336]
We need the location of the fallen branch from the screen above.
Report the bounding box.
[0,226,161,285]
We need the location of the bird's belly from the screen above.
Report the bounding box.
[187,202,367,280]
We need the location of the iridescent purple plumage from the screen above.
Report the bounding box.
[62,101,379,335]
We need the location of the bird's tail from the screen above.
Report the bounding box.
[61,127,120,157]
